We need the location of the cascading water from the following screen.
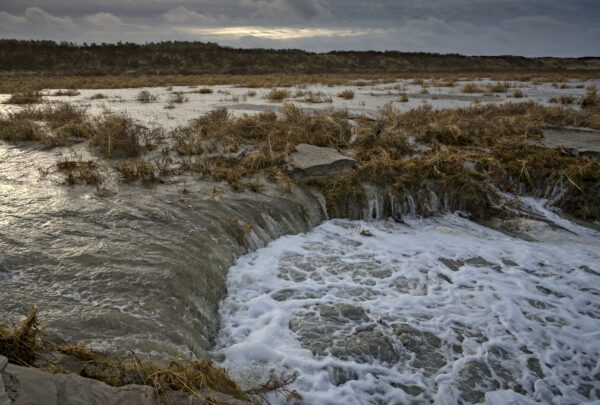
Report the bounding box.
[214,201,600,404]
[0,142,326,357]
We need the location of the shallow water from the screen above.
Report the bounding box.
[2,78,598,127]
[0,142,324,357]
[215,207,600,404]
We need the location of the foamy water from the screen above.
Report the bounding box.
[216,206,600,404]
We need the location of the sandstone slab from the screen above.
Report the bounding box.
[287,143,356,179]
[534,126,600,161]
[0,356,247,405]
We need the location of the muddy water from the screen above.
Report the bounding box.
[0,142,325,357]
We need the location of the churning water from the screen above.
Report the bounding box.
[215,204,600,404]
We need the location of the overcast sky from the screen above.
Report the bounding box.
[1,0,598,56]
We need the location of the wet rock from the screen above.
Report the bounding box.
[327,367,358,386]
[452,323,489,345]
[286,143,356,179]
[436,273,452,284]
[581,265,600,277]
[501,258,519,267]
[392,383,423,397]
[487,346,521,389]
[205,144,258,164]
[439,258,464,272]
[527,357,544,379]
[319,303,370,323]
[577,383,593,399]
[535,285,566,298]
[1,356,10,405]
[290,305,402,365]
[270,288,320,301]
[464,257,502,272]
[390,276,427,295]
[393,325,446,375]
[331,329,399,364]
[458,361,500,403]
[534,126,600,161]
[527,299,553,310]
[0,355,248,405]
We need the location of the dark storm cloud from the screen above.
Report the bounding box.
[0,0,598,56]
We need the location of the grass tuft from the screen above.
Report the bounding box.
[266,89,291,102]
[168,92,189,104]
[57,157,103,185]
[5,91,43,104]
[337,89,355,99]
[53,89,80,96]
[89,114,164,159]
[136,90,158,103]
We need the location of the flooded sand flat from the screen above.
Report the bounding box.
[2,77,598,126]
[1,77,599,403]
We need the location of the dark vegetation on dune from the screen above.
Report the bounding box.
[1,40,600,93]
[2,40,600,76]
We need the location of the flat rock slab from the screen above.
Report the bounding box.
[534,126,600,161]
[287,143,356,179]
[0,356,247,405]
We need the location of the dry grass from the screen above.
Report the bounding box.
[5,91,43,104]
[2,71,600,94]
[90,93,107,100]
[302,91,332,103]
[164,104,351,189]
[3,90,599,221]
[485,81,513,93]
[168,92,189,104]
[0,307,298,404]
[266,89,291,101]
[555,95,576,105]
[0,306,41,366]
[0,112,43,143]
[89,114,164,159]
[337,89,354,99]
[461,83,481,93]
[172,126,204,155]
[579,89,598,108]
[0,103,92,146]
[114,160,159,184]
[136,90,158,103]
[190,87,213,94]
[435,79,455,87]
[53,89,80,96]
[57,157,103,185]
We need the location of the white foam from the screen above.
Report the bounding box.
[215,209,600,404]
